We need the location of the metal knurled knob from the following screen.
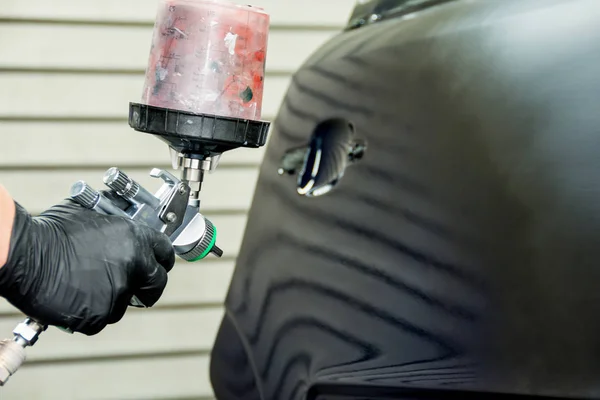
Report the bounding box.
[179,218,222,261]
[70,181,100,209]
[103,167,140,199]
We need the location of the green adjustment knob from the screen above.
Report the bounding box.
[179,218,223,262]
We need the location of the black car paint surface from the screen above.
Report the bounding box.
[211,0,600,398]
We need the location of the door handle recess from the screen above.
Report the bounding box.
[278,118,367,197]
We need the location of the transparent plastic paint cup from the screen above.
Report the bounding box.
[141,0,270,120]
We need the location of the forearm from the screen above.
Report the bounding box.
[0,185,15,268]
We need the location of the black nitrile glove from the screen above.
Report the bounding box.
[0,200,175,335]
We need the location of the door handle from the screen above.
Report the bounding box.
[278,119,367,197]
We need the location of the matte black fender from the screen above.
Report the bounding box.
[211,1,600,398]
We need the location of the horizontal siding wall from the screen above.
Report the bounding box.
[0,0,355,399]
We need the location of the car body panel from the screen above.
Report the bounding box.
[211,0,600,398]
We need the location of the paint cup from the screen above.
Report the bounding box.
[141,0,270,120]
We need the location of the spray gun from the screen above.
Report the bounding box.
[0,0,270,385]
[0,166,224,386]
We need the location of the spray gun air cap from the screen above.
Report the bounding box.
[141,0,270,121]
[171,213,223,261]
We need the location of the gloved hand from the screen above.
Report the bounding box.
[0,200,175,335]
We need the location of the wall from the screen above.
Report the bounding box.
[0,1,354,398]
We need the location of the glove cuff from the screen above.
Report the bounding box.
[0,202,33,301]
